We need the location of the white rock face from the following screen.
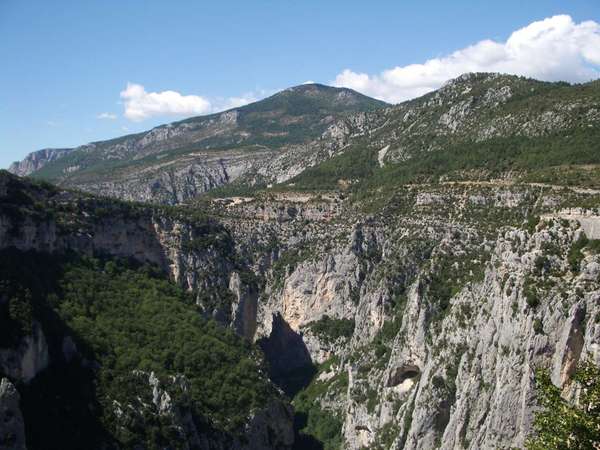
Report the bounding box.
[378,145,390,167]
[0,322,49,383]
[8,148,73,177]
[223,186,600,450]
[544,209,600,239]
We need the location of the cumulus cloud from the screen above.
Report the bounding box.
[213,88,276,111]
[97,112,117,120]
[333,15,600,103]
[120,83,212,121]
[119,84,274,121]
[217,94,259,110]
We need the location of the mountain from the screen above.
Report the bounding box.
[281,73,600,193]
[2,73,600,450]
[9,84,387,204]
[8,148,74,177]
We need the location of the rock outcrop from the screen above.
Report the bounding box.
[0,322,49,383]
[217,182,600,449]
[0,378,26,450]
[8,148,73,177]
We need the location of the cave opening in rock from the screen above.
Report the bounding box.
[387,364,421,387]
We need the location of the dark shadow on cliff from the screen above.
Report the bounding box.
[292,411,324,450]
[257,313,329,449]
[257,313,316,397]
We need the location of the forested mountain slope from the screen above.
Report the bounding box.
[9,84,386,204]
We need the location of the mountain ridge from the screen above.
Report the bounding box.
[9,83,387,177]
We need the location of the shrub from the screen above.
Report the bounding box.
[533,319,544,335]
[308,315,355,344]
[527,360,600,449]
[568,235,589,273]
[524,278,540,309]
[526,216,540,234]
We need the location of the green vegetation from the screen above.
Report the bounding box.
[0,170,59,234]
[292,358,348,450]
[286,127,600,196]
[365,291,409,366]
[524,276,540,309]
[372,421,401,450]
[569,235,590,273]
[293,398,343,450]
[527,360,600,449]
[0,284,33,346]
[0,248,277,449]
[526,215,541,234]
[425,248,487,327]
[278,143,378,192]
[30,84,387,185]
[566,235,600,274]
[307,315,355,344]
[532,319,544,335]
[205,179,267,199]
[588,239,600,254]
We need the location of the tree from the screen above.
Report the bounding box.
[527,360,600,449]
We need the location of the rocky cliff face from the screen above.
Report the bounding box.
[8,148,73,177]
[2,169,600,449]
[0,378,26,450]
[0,322,48,383]
[209,181,600,449]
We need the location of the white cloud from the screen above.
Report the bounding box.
[120,83,212,121]
[333,15,600,103]
[97,112,117,120]
[218,94,259,110]
[213,89,275,111]
[119,84,274,121]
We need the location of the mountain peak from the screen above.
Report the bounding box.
[239,83,388,115]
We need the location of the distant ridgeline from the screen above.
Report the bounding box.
[9,73,600,206]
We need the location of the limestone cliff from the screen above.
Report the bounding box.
[214,182,600,449]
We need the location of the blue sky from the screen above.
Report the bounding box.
[1,0,599,169]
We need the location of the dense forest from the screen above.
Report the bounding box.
[0,248,278,449]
